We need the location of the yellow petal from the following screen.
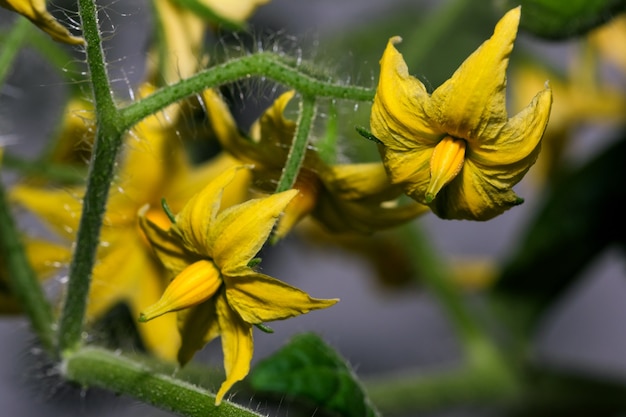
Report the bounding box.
[473,85,552,167]
[370,36,441,151]
[215,295,253,405]
[273,169,321,240]
[429,7,520,141]
[10,185,83,240]
[151,0,205,84]
[139,259,221,322]
[199,0,270,22]
[210,189,297,274]
[139,208,191,275]
[224,272,338,323]
[0,0,84,45]
[426,136,466,203]
[323,162,401,201]
[174,166,247,255]
[177,300,220,365]
[429,158,523,220]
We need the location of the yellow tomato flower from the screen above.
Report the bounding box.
[0,0,84,45]
[10,85,249,360]
[138,166,338,405]
[203,89,428,240]
[370,7,553,220]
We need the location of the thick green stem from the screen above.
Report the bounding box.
[63,347,264,417]
[0,16,30,86]
[58,0,124,354]
[119,53,374,131]
[275,95,316,192]
[0,176,56,352]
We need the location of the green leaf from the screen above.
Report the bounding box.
[493,135,626,331]
[498,0,626,39]
[250,333,380,417]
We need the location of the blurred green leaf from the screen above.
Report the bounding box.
[499,0,626,39]
[494,134,626,330]
[250,333,380,417]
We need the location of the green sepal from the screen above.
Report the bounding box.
[250,333,380,417]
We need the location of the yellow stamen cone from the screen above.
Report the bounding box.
[139,260,221,322]
[426,136,466,203]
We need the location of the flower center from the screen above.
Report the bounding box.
[425,136,467,203]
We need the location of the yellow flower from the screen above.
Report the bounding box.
[203,89,428,240]
[10,85,249,359]
[370,7,552,220]
[0,0,84,45]
[138,166,338,404]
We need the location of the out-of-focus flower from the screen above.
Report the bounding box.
[589,13,626,75]
[0,0,84,45]
[10,84,249,360]
[203,89,428,240]
[138,166,338,404]
[370,7,552,220]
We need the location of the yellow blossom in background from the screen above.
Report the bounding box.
[512,57,626,181]
[10,84,249,360]
[203,89,428,240]
[370,7,552,220]
[589,13,626,75]
[138,166,338,404]
[199,0,270,23]
[0,0,84,45]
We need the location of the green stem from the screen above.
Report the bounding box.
[0,16,30,86]
[275,95,316,192]
[63,347,264,417]
[365,359,518,414]
[398,223,484,345]
[119,53,374,131]
[0,177,55,352]
[403,0,471,67]
[58,0,124,355]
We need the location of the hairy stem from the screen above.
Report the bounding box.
[58,0,124,355]
[275,95,316,192]
[62,347,264,417]
[119,52,374,131]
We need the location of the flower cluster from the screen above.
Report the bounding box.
[1,2,557,408]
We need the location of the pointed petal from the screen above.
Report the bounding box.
[224,272,338,323]
[210,190,298,274]
[473,84,552,166]
[215,295,253,405]
[371,36,441,151]
[177,300,220,365]
[139,208,190,275]
[174,166,248,255]
[0,0,84,45]
[430,7,520,140]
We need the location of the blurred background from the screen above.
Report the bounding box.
[2,0,626,416]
